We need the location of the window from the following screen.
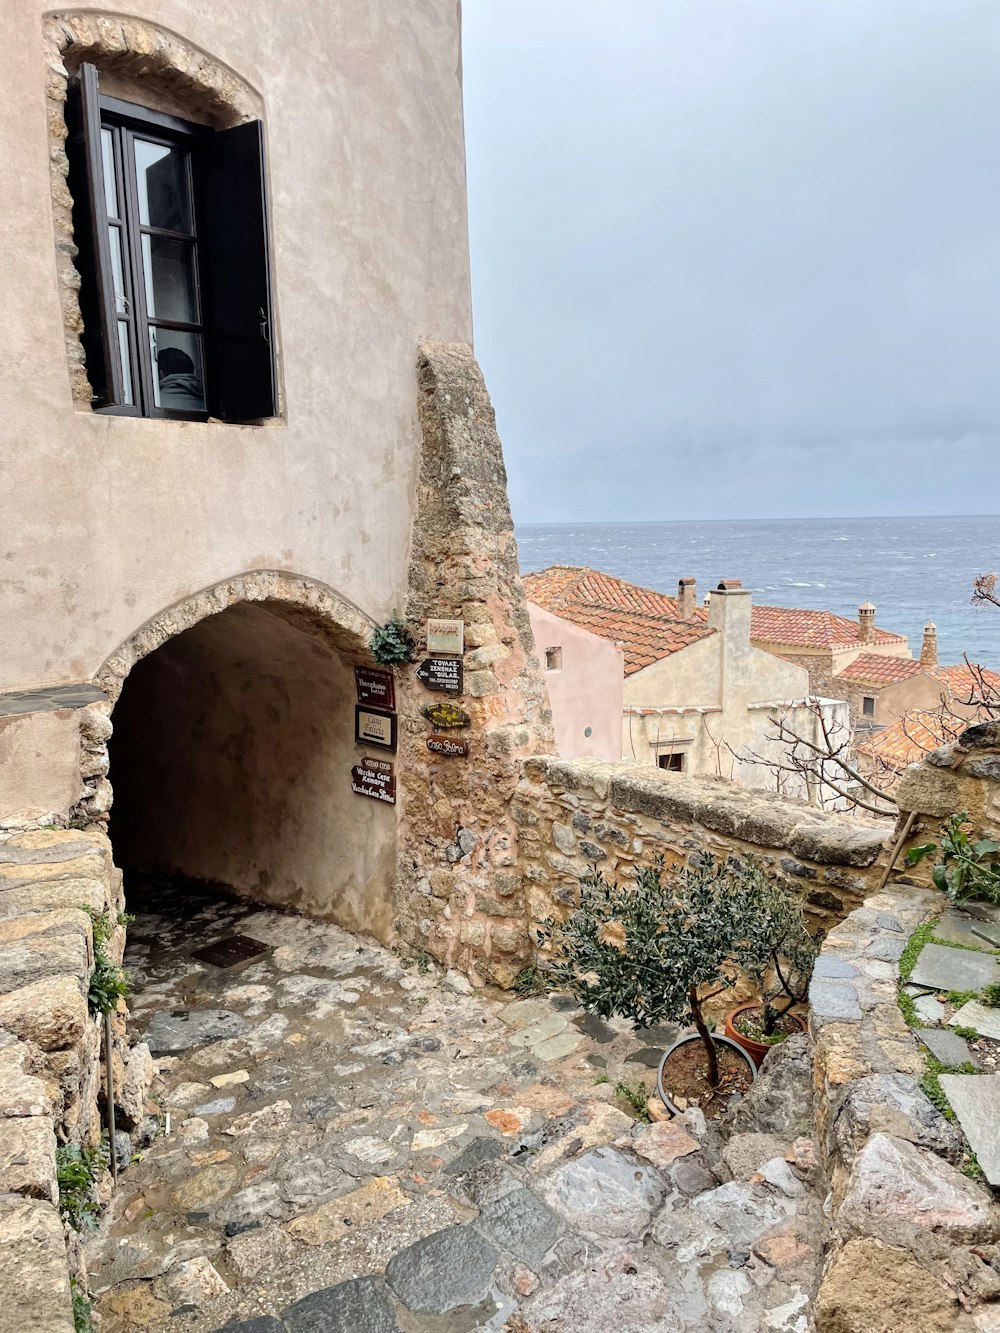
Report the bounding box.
[545,647,562,672]
[658,752,685,772]
[65,64,276,421]
[862,696,875,717]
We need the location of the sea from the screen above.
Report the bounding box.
[516,515,1000,669]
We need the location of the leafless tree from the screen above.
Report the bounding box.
[973,571,999,611]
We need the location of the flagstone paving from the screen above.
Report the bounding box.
[909,941,1000,993]
[87,880,826,1333]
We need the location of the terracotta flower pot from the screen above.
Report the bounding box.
[724,1002,807,1069]
[655,1032,757,1116]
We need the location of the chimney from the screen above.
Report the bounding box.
[677,577,696,619]
[708,579,752,712]
[858,601,876,646]
[920,620,938,667]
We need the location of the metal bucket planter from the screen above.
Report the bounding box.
[656,1031,757,1116]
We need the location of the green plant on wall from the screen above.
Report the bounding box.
[369,615,415,666]
[56,1140,108,1231]
[906,814,1000,906]
[82,907,132,1014]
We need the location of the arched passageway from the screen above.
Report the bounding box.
[107,597,396,940]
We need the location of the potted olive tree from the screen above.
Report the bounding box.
[538,855,758,1118]
[722,861,819,1067]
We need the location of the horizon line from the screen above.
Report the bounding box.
[516,513,1000,527]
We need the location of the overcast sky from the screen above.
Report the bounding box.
[462,0,1000,524]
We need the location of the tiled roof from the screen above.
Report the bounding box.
[858,712,965,770]
[931,664,1000,698]
[523,566,713,675]
[835,654,924,687]
[750,605,906,649]
[523,566,707,621]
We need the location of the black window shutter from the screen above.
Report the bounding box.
[65,63,124,406]
[200,121,277,421]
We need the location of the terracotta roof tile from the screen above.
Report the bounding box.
[750,604,906,649]
[835,654,925,687]
[858,712,965,770]
[523,565,713,675]
[931,664,1000,697]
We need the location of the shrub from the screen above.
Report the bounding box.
[369,616,415,666]
[82,907,132,1015]
[56,1140,108,1231]
[906,814,1000,906]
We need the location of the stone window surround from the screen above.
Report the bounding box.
[42,11,268,411]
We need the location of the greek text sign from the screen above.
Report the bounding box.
[355,705,398,752]
[355,666,395,710]
[426,733,469,758]
[426,618,464,655]
[416,657,464,694]
[421,701,471,730]
[351,758,396,804]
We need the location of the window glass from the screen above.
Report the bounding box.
[116,323,134,404]
[141,235,198,323]
[150,329,205,411]
[107,227,128,313]
[100,129,118,218]
[134,140,193,233]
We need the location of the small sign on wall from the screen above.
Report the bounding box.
[416,657,464,694]
[355,704,397,752]
[422,701,471,730]
[355,666,395,710]
[426,618,464,655]
[351,757,396,804]
[427,733,469,758]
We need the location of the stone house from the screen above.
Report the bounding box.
[750,599,910,695]
[0,5,554,983]
[524,566,849,794]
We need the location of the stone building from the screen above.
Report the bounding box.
[0,5,553,981]
[750,599,910,695]
[524,567,849,794]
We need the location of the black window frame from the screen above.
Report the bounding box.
[862,695,876,717]
[97,97,211,422]
[65,63,278,425]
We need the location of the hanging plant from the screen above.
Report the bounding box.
[370,615,416,666]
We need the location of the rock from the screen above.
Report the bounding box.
[0,1116,56,1201]
[118,1042,153,1127]
[914,993,949,1023]
[283,1276,401,1332]
[839,1133,1000,1245]
[939,1075,1000,1186]
[509,1014,568,1047]
[933,909,1000,952]
[917,1028,978,1069]
[193,1097,236,1116]
[670,1158,718,1196]
[951,1001,1000,1042]
[166,1081,211,1108]
[178,1117,209,1144]
[0,976,86,1051]
[619,1120,699,1169]
[171,1161,241,1211]
[210,1069,250,1088]
[532,1031,584,1062]
[815,1236,964,1332]
[725,1034,814,1139]
[653,1180,788,1257]
[757,1157,805,1198]
[224,1100,292,1137]
[753,1227,812,1268]
[0,912,90,994]
[809,979,863,1022]
[385,1223,499,1313]
[521,1245,688,1328]
[910,943,1000,993]
[496,999,551,1030]
[722,1132,791,1181]
[474,1187,561,1267]
[0,1064,55,1118]
[344,1136,395,1166]
[226,1223,296,1280]
[162,1255,229,1306]
[411,1123,466,1151]
[288,1176,412,1246]
[442,1136,505,1178]
[538,1146,666,1239]
[97,1281,172,1327]
[142,1008,250,1054]
[0,1195,75,1333]
[834,1073,963,1163]
[813,958,861,979]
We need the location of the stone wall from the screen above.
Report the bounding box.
[0,827,153,1332]
[809,885,1000,1331]
[394,342,556,987]
[514,757,891,937]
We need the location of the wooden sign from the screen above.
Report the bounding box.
[416,657,463,694]
[355,666,395,710]
[427,733,469,758]
[426,618,464,655]
[351,757,396,804]
[355,704,397,752]
[421,701,471,730]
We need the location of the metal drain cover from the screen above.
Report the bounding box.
[192,935,269,968]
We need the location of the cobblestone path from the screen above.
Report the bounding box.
[88,882,824,1332]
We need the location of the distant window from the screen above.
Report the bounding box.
[658,752,685,772]
[862,696,875,717]
[545,647,562,672]
[583,726,593,737]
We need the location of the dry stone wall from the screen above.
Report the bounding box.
[515,757,891,937]
[0,827,153,1333]
[394,343,555,987]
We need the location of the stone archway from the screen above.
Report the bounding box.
[95,572,398,940]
